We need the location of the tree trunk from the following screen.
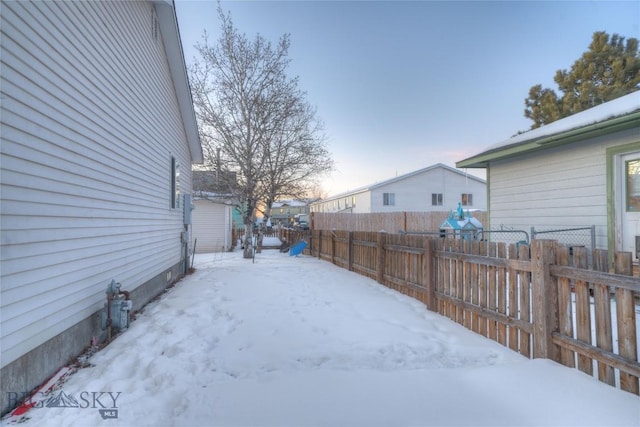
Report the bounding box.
[242,223,253,259]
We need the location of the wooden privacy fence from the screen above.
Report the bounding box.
[310,211,487,233]
[280,229,640,395]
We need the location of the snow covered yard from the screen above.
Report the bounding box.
[3,248,639,426]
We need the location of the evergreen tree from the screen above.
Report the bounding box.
[524,31,640,129]
[524,85,562,128]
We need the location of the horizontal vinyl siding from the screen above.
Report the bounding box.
[0,1,193,367]
[352,192,370,213]
[488,130,639,248]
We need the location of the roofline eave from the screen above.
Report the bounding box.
[457,112,640,169]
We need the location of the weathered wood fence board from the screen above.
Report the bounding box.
[614,251,640,395]
[496,243,508,347]
[593,249,615,386]
[519,244,533,358]
[279,228,640,395]
[556,246,576,368]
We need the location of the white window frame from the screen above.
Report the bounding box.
[171,156,180,209]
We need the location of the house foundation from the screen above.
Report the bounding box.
[1,261,185,416]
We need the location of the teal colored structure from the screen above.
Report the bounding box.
[439,203,483,240]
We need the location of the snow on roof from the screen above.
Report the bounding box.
[486,91,640,152]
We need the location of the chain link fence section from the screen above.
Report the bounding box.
[476,223,530,246]
[477,229,530,245]
[400,225,596,252]
[530,225,596,249]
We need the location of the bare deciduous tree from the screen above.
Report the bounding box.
[189,5,333,258]
[260,92,333,229]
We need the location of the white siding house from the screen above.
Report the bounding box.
[192,197,233,253]
[0,0,203,415]
[311,163,486,214]
[457,92,640,264]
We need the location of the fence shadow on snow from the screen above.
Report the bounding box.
[280,228,640,396]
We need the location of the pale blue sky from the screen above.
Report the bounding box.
[175,0,640,196]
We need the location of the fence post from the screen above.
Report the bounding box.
[318,230,322,259]
[348,231,354,271]
[376,231,386,284]
[422,237,436,311]
[531,239,559,361]
[331,230,336,264]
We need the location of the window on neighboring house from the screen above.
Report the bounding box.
[383,192,395,206]
[352,196,356,207]
[461,193,473,206]
[171,156,180,209]
[432,193,443,206]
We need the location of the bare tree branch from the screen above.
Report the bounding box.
[189,4,333,258]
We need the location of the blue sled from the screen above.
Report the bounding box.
[289,240,308,257]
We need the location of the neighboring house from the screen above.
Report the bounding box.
[0,0,203,415]
[270,200,310,226]
[457,91,640,263]
[192,169,237,195]
[192,169,243,233]
[192,195,234,253]
[310,163,487,214]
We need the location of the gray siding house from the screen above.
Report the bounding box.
[458,91,639,264]
[311,163,486,214]
[1,0,203,414]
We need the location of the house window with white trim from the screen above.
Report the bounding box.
[383,193,395,206]
[432,193,443,206]
[171,156,180,209]
[461,193,473,206]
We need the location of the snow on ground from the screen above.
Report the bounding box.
[4,245,639,426]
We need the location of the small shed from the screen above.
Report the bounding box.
[439,203,484,239]
[192,196,233,253]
